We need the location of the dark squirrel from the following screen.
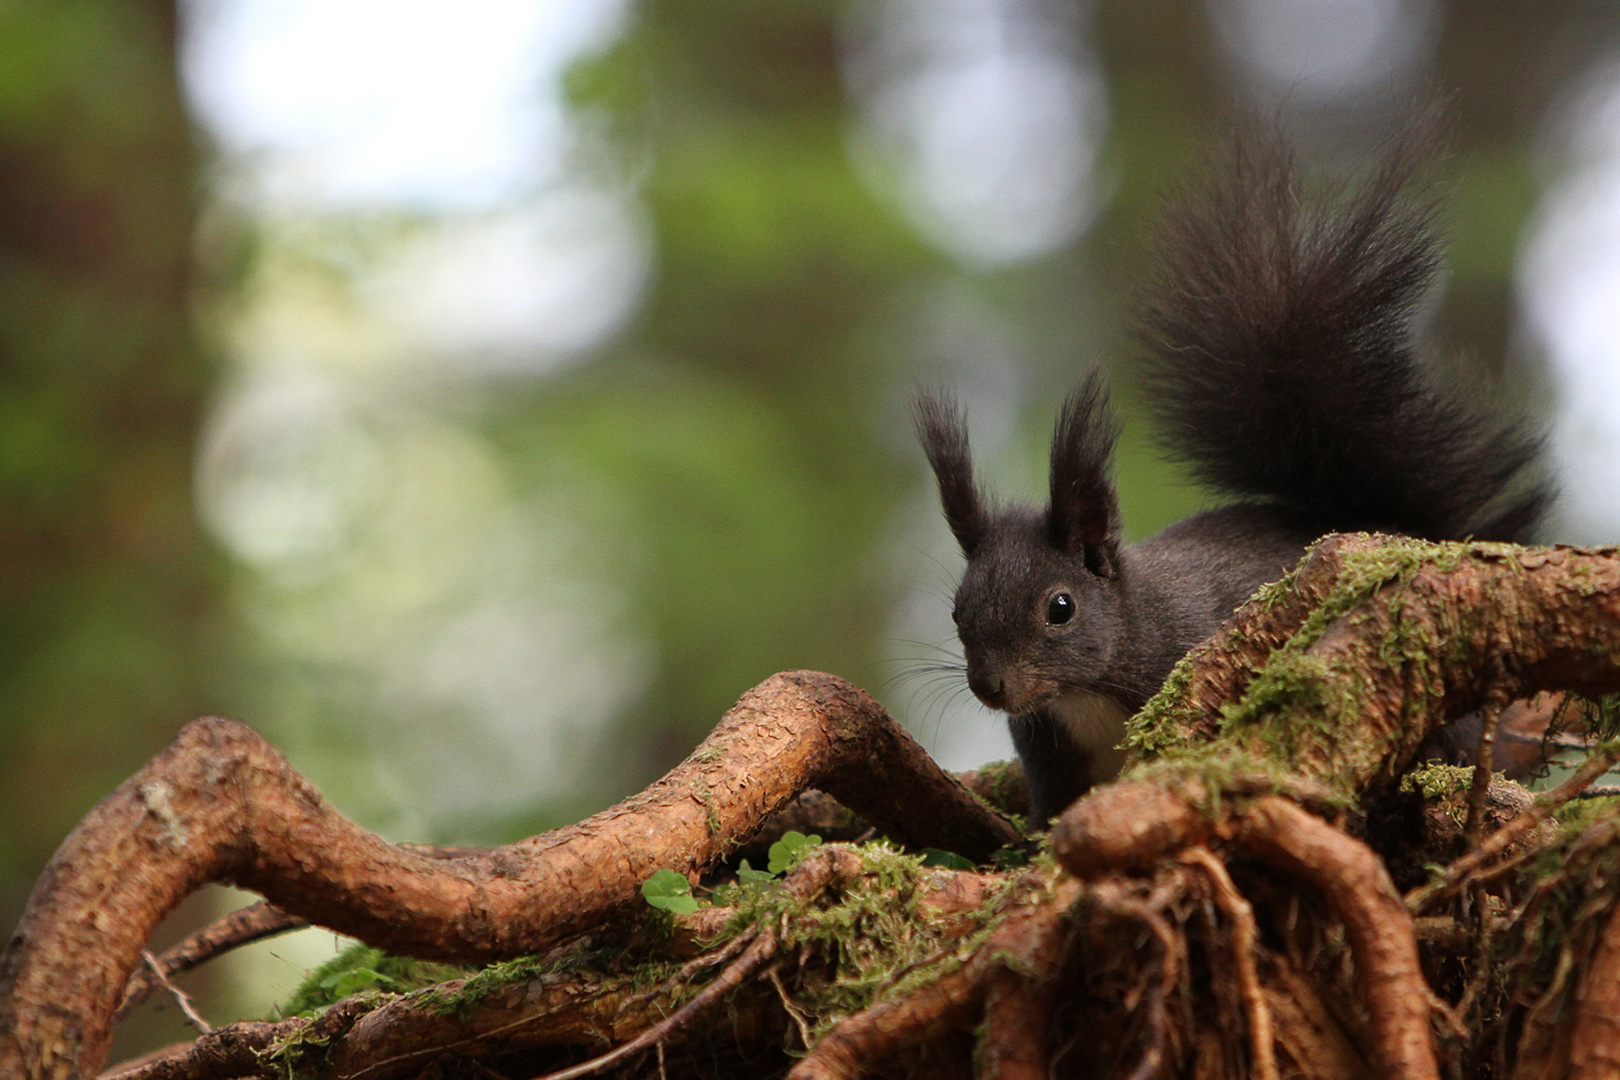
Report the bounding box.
[916,127,1552,825]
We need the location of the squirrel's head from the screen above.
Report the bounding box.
[914,375,1126,715]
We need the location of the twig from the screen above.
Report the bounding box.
[1454,894,1500,1023]
[137,952,211,1036]
[768,966,815,1053]
[116,902,307,1021]
[530,848,861,1080]
[1455,694,1508,1026]
[1407,737,1620,913]
[1463,694,1506,850]
[610,927,754,1022]
[528,932,778,1080]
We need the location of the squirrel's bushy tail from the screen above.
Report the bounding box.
[1136,121,1551,542]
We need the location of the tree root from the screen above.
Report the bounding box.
[1567,895,1620,1080]
[1235,798,1435,1080]
[1,671,1017,1079]
[1181,847,1276,1080]
[787,872,1082,1080]
[1053,786,1436,1079]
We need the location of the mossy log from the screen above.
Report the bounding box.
[8,535,1620,1080]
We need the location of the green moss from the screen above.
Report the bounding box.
[1121,750,1356,820]
[1400,762,1517,827]
[260,944,470,1080]
[691,778,721,836]
[255,840,1042,1071]
[714,840,1020,1040]
[275,943,470,1018]
[1125,651,1201,757]
[261,1021,356,1080]
[1401,763,1480,801]
[426,952,569,1018]
[1125,537,1491,800]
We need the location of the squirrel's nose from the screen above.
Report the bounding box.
[967,671,1006,709]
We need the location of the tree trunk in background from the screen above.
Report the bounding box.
[0,0,220,935]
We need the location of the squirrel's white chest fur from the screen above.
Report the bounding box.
[1048,691,1132,785]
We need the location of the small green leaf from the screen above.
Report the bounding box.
[767,831,823,875]
[642,869,699,913]
[991,846,1031,869]
[920,848,975,870]
[664,894,701,915]
[736,858,777,885]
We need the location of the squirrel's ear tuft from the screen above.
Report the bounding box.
[1047,370,1122,570]
[914,390,989,557]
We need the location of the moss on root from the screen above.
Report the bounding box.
[1123,537,1491,804]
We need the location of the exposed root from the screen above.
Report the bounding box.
[1567,898,1620,1080]
[1,671,1017,1079]
[1182,846,1277,1080]
[119,847,495,1021]
[101,996,373,1080]
[787,874,1082,1080]
[977,967,1055,1080]
[1237,797,1437,1080]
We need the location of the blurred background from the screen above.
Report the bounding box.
[6,0,1620,1052]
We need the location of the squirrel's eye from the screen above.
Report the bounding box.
[950,603,961,624]
[1046,592,1075,626]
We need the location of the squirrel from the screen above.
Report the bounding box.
[915,124,1553,825]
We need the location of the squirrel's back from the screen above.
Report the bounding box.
[1136,122,1551,543]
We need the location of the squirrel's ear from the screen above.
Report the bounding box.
[1047,371,1122,574]
[914,390,989,556]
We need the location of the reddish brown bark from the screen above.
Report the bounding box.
[977,969,1057,1080]
[1135,537,1620,793]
